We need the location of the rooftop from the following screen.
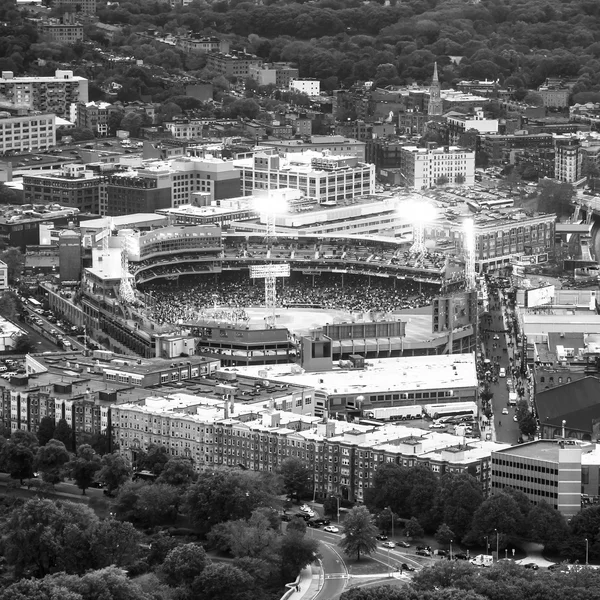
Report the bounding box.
[236,354,478,395]
[494,440,569,462]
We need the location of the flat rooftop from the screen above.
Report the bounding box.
[237,353,478,394]
[493,440,589,462]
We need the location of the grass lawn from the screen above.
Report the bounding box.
[347,556,397,576]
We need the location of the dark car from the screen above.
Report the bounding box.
[401,563,416,572]
[454,553,468,560]
[416,550,431,557]
[396,541,410,548]
[281,514,291,522]
[313,519,331,526]
[524,563,539,570]
[437,550,447,557]
[306,520,321,528]
[416,545,431,552]
[376,535,388,541]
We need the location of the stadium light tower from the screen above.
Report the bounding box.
[251,191,292,327]
[405,200,437,259]
[463,218,476,291]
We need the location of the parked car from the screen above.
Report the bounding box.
[454,553,468,560]
[382,541,396,549]
[306,520,321,528]
[323,525,339,533]
[376,535,388,541]
[437,550,447,557]
[401,563,415,572]
[299,504,311,513]
[524,563,539,570]
[396,541,410,548]
[416,550,431,557]
[502,407,509,415]
[314,519,331,526]
[281,514,291,522]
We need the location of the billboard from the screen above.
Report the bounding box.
[526,285,555,308]
[249,264,290,278]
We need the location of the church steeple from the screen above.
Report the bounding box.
[428,62,443,117]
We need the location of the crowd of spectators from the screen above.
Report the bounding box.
[142,273,438,326]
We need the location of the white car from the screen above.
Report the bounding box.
[502,408,508,415]
[513,415,518,422]
[306,510,315,518]
[300,504,311,513]
[324,525,339,533]
[493,334,500,340]
[499,368,506,377]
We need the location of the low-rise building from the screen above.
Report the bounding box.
[77,101,118,136]
[0,111,56,154]
[289,79,320,96]
[206,51,262,78]
[265,135,366,162]
[248,63,299,88]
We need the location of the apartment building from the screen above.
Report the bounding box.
[0,70,88,118]
[290,79,320,96]
[0,111,56,154]
[265,136,366,161]
[77,101,118,136]
[206,51,262,78]
[248,63,299,88]
[399,144,475,190]
[445,108,498,145]
[233,152,375,203]
[554,134,582,183]
[23,164,101,213]
[176,36,229,54]
[38,14,84,43]
[53,0,96,14]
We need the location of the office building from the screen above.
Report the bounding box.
[0,70,88,118]
[0,111,56,154]
[554,134,582,183]
[58,229,82,283]
[265,135,366,162]
[491,440,585,517]
[399,144,475,190]
[23,164,101,213]
[233,152,375,203]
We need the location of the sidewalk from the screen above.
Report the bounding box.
[285,562,322,600]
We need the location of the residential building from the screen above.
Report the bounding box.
[445,108,498,145]
[290,79,320,96]
[491,440,587,517]
[0,70,88,118]
[264,135,366,161]
[38,14,83,43]
[479,132,554,165]
[0,260,7,291]
[399,143,475,190]
[23,164,101,213]
[537,85,570,109]
[53,0,96,14]
[0,111,56,154]
[248,63,299,88]
[176,36,229,54]
[77,101,117,136]
[165,118,210,140]
[554,134,582,183]
[206,51,262,78]
[233,152,375,203]
[0,316,25,352]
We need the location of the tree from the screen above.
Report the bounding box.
[528,500,568,552]
[0,247,24,283]
[0,290,18,319]
[156,456,196,486]
[69,444,102,495]
[120,112,144,137]
[97,452,131,494]
[37,416,56,446]
[280,530,319,580]
[190,563,254,600]
[515,400,537,437]
[141,443,169,475]
[287,516,308,535]
[374,507,397,535]
[2,429,38,484]
[536,179,575,218]
[435,523,455,547]
[90,519,141,569]
[34,439,70,485]
[466,492,523,547]
[159,543,208,587]
[53,419,74,451]
[339,506,378,562]
[435,473,483,541]
[14,334,35,354]
[323,495,340,519]
[405,517,424,539]
[279,456,313,501]
[115,481,180,527]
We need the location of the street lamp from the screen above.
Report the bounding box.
[495,529,499,561]
[388,506,395,539]
[333,496,340,524]
[586,538,589,566]
[450,539,453,561]
[485,535,489,555]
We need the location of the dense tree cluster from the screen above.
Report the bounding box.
[341,561,600,600]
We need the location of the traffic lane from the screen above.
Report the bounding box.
[314,542,347,600]
[371,545,427,571]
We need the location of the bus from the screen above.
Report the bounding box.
[479,198,514,210]
[27,297,42,309]
[423,401,478,421]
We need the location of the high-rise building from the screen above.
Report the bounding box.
[0,70,88,118]
[428,62,443,117]
[554,134,582,183]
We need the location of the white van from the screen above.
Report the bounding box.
[470,554,493,567]
[499,367,506,378]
